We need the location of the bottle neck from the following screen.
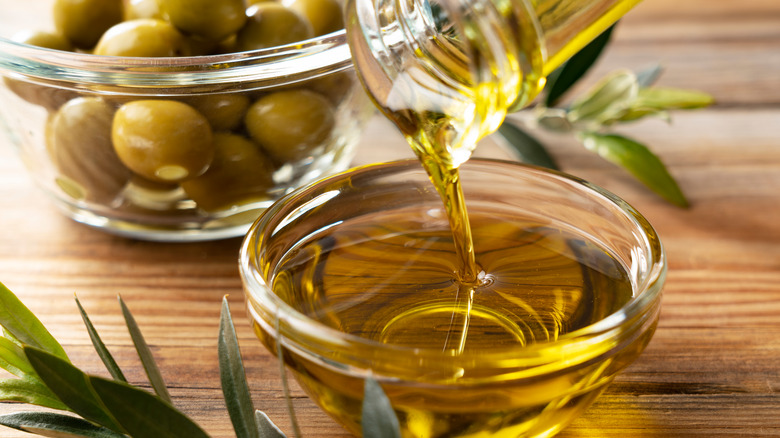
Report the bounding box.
[346,0,640,167]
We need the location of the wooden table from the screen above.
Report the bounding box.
[1,0,779,436]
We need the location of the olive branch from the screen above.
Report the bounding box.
[0,281,401,438]
[498,25,714,207]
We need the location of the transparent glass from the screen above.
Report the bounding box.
[346,0,643,169]
[0,0,375,241]
[241,159,665,437]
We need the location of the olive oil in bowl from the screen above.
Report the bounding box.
[241,160,664,437]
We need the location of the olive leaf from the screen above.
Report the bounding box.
[0,378,69,410]
[118,295,172,404]
[636,64,663,88]
[219,296,259,438]
[0,335,35,378]
[0,282,69,361]
[88,375,211,438]
[275,315,302,438]
[75,296,126,383]
[495,122,559,169]
[544,25,616,107]
[567,70,638,125]
[0,412,126,438]
[362,377,401,438]
[580,132,689,207]
[255,411,286,438]
[632,87,715,111]
[23,346,125,433]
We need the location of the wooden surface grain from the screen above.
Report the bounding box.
[1,0,779,436]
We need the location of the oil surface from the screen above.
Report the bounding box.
[272,207,633,353]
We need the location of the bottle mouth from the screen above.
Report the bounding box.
[0,30,352,92]
[240,158,666,381]
[346,0,546,167]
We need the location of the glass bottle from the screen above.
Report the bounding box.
[346,0,643,169]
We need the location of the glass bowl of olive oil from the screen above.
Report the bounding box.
[240,158,665,437]
[0,0,374,241]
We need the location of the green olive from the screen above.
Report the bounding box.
[181,133,276,211]
[124,0,164,20]
[11,30,74,52]
[244,89,335,163]
[306,71,355,105]
[3,31,77,110]
[187,94,251,131]
[159,0,246,42]
[284,0,344,36]
[235,3,313,52]
[47,97,132,203]
[112,100,215,183]
[94,19,192,57]
[53,0,123,49]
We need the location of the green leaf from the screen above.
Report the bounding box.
[219,297,259,438]
[75,296,126,383]
[0,412,126,438]
[0,282,69,361]
[633,87,715,111]
[23,346,124,432]
[275,316,301,438]
[118,295,172,404]
[636,64,664,88]
[0,336,35,378]
[580,132,689,207]
[361,377,401,438]
[568,70,638,124]
[613,107,670,123]
[0,378,69,410]
[496,122,559,170]
[255,411,286,438]
[89,375,210,438]
[544,25,616,107]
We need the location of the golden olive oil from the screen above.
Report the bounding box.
[263,205,635,437]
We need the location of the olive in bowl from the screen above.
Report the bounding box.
[0,0,375,241]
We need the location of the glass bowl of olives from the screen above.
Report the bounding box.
[0,0,375,241]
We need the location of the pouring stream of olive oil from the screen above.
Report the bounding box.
[275,0,645,354]
[334,0,644,354]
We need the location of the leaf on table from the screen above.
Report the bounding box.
[75,296,126,383]
[255,411,286,438]
[88,375,211,438]
[0,378,69,410]
[118,295,172,404]
[567,70,638,125]
[0,411,126,438]
[23,346,124,433]
[0,336,35,378]
[361,377,401,438]
[0,282,69,361]
[496,122,559,170]
[219,296,259,438]
[580,132,689,207]
[544,25,616,107]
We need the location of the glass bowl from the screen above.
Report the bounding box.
[0,0,374,241]
[240,158,666,437]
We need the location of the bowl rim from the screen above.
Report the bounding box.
[0,29,351,88]
[239,158,666,370]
